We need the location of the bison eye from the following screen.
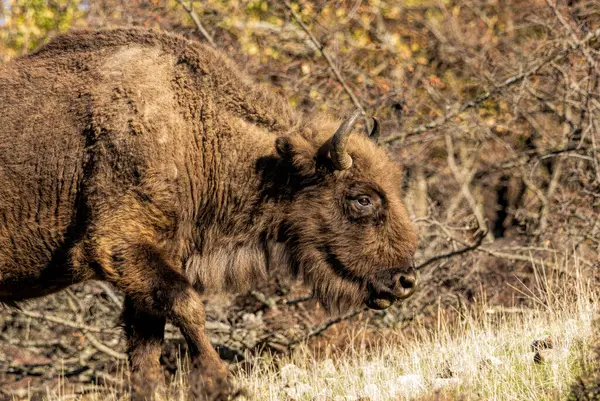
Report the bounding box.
[356,196,372,207]
[345,190,382,219]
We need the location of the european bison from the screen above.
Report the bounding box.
[0,28,418,399]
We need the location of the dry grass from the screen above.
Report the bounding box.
[33,254,598,401]
[230,256,598,401]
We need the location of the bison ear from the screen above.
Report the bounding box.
[275,137,293,158]
[275,136,318,176]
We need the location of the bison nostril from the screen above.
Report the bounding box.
[399,274,416,289]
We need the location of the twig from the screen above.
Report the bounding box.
[537,153,564,234]
[445,160,478,219]
[283,293,313,305]
[87,371,126,387]
[249,290,278,308]
[84,332,127,360]
[15,310,112,334]
[64,289,127,361]
[176,0,217,48]
[421,219,570,272]
[476,247,560,271]
[288,308,365,347]
[283,0,366,115]
[445,133,492,240]
[436,230,564,271]
[249,290,313,308]
[545,0,597,70]
[383,27,600,144]
[416,229,488,270]
[592,117,600,185]
[587,69,600,185]
[526,86,576,130]
[492,145,586,169]
[95,281,123,309]
[14,307,125,359]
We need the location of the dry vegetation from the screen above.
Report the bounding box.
[1,0,599,400]
[3,258,597,400]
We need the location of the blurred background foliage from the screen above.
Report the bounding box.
[0,0,87,61]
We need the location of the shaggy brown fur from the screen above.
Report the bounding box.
[0,28,418,399]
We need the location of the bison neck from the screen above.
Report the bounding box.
[180,119,292,294]
[184,239,290,294]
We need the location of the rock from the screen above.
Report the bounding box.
[396,374,425,389]
[284,382,312,399]
[534,349,568,365]
[390,374,425,397]
[432,377,461,391]
[280,363,307,386]
[360,361,385,379]
[531,336,553,352]
[362,383,381,400]
[204,320,231,332]
[242,312,264,329]
[480,355,504,368]
[311,390,333,401]
[319,358,337,377]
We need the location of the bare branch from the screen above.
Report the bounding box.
[283,293,314,305]
[288,308,365,347]
[592,117,600,185]
[545,0,597,71]
[283,0,366,115]
[587,70,600,185]
[537,155,564,234]
[416,229,488,270]
[176,0,217,48]
[84,332,127,360]
[445,133,492,240]
[15,309,114,334]
[250,289,314,308]
[63,289,127,361]
[475,247,560,271]
[383,27,600,144]
[95,281,123,309]
[421,221,570,273]
[445,161,478,219]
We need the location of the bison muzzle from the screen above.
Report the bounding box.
[0,28,418,399]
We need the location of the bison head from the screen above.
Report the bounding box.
[274,109,418,313]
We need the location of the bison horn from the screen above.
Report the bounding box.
[369,117,380,143]
[330,108,362,170]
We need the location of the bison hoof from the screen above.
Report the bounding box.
[128,366,167,401]
[190,374,244,401]
[129,378,167,401]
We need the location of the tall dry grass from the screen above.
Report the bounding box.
[232,255,598,401]
[39,254,597,401]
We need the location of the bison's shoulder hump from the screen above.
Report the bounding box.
[25,27,235,77]
[18,27,298,134]
[28,28,194,58]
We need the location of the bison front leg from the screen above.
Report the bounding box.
[107,243,231,400]
[171,287,232,400]
[122,296,167,400]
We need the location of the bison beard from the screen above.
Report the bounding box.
[0,28,418,400]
